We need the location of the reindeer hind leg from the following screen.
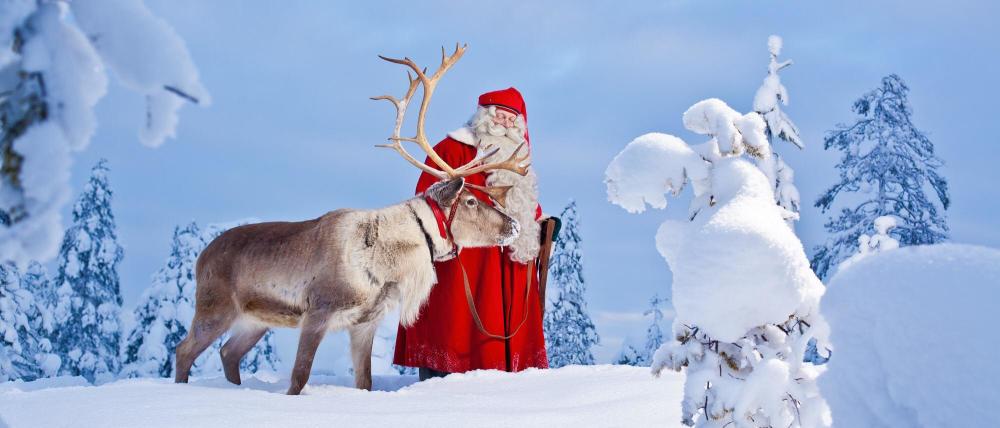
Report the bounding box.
[175,309,236,383]
[220,321,268,385]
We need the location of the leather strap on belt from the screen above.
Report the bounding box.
[459,252,534,340]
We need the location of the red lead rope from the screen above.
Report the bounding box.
[424,196,532,341]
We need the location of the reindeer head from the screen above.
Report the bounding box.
[373,45,529,249]
[425,178,520,248]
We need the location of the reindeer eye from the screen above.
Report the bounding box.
[465,198,477,207]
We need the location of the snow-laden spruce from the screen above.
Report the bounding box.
[614,296,668,367]
[122,221,279,379]
[0,263,36,381]
[49,160,124,383]
[605,98,829,427]
[640,294,667,366]
[752,35,803,225]
[811,74,949,279]
[0,0,207,266]
[0,261,59,382]
[821,243,1000,427]
[544,200,600,367]
[614,341,643,366]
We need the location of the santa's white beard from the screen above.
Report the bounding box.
[471,106,528,144]
[474,126,540,264]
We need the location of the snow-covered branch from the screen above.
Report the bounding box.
[0,0,208,266]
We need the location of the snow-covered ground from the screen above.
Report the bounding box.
[821,243,1000,427]
[0,365,684,427]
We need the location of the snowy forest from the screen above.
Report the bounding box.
[2,1,999,427]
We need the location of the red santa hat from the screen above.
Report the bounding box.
[478,87,529,145]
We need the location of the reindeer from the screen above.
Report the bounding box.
[174,44,530,395]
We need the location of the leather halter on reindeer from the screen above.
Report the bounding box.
[173,44,529,395]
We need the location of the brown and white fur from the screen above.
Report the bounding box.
[173,178,519,395]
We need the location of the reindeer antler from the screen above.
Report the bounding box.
[454,142,531,177]
[372,44,531,196]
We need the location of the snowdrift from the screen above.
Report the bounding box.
[0,365,683,427]
[821,244,1000,427]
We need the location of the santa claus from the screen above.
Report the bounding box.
[393,87,549,379]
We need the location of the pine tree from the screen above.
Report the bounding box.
[753,35,804,225]
[614,341,642,366]
[0,261,58,381]
[20,261,60,378]
[611,295,667,367]
[640,294,666,366]
[122,223,202,378]
[0,263,33,381]
[122,221,279,378]
[543,200,599,368]
[51,159,124,382]
[812,74,950,279]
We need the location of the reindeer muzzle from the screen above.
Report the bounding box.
[500,219,520,246]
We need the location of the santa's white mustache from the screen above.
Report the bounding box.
[481,122,525,142]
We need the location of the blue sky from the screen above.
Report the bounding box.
[64,0,1000,365]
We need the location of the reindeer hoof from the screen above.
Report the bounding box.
[225,373,242,385]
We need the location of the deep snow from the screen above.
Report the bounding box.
[821,243,1000,427]
[0,365,684,427]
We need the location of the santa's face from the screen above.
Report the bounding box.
[492,108,517,128]
[470,106,526,146]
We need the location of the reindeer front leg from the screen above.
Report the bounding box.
[349,322,378,390]
[287,309,332,395]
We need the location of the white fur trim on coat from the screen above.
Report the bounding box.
[447,127,477,146]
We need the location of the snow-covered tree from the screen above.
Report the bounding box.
[121,222,201,378]
[0,0,208,266]
[0,262,32,380]
[0,261,58,381]
[606,97,830,427]
[20,261,60,377]
[640,294,666,366]
[811,74,950,279]
[50,159,124,382]
[752,35,804,225]
[544,200,599,368]
[21,262,52,331]
[122,221,280,378]
[613,295,667,367]
[614,341,642,366]
[856,216,900,256]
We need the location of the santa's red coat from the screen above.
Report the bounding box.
[393,135,548,373]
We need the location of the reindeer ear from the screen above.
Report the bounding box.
[427,177,465,207]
